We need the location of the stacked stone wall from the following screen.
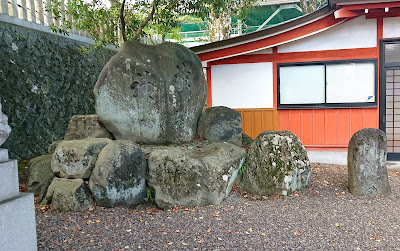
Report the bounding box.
[0,20,116,159]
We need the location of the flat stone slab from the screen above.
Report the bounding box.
[0,148,9,162]
[0,193,37,251]
[0,160,18,201]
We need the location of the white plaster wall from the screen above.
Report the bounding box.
[383,17,400,38]
[278,16,377,53]
[211,62,273,108]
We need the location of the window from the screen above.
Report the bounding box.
[278,59,377,109]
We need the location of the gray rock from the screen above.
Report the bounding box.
[43,177,94,211]
[348,128,390,196]
[48,140,61,154]
[51,138,112,179]
[28,154,54,203]
[89,140,147,208]
[147,143,246,209]
[94,41,207,144]
[64,115,114,140]
[197,106,243,146]
[0,101,11,147]
[241,130,311,196]
[242,133,254,149]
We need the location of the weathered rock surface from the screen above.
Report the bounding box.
[0,101,11,147]
[241,130,311,196]
[197,106,242,146]
[42,177,94,211]
[64,115,114,140]
[147,143,246,209]
[242,133,254,148]
[52,138,112,179]
[48,141,61,154]
[348,128,390,196]
[28,154,53,203]
[94,41,207,144]
[89,141,147,207]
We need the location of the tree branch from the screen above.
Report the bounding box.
[120,0,127,42]
[132,4,156,41]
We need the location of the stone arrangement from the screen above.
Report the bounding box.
[348,128,390,196]
[0,101,37,250]
[28,42,315,211]
[241,130,311,196]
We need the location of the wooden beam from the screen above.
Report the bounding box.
[334,8,364,18]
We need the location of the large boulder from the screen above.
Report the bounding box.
[147,143,246,209]
[242,133,254,148]
[348,128,390,196]
[89,141,147,207]
[241,130,311,196]
[94,41,207,144]
[197,106,243,146]
[0,101,11,147]
[52,138,112,179]
[64,115,114,140]
[42,177,94,211]
[28,154,53,203]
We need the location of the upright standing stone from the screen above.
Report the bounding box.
[94,41,207,144]
[348,128,390,196]
[0,100,37,250]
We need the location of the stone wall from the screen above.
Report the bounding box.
[0,20,117,159]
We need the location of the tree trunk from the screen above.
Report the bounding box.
[209,8,232,42]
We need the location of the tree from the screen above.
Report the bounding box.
[47,0,256,46]
[299,0,328,14]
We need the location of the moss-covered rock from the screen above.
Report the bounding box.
[89,140,147,208]
[241,130,311,196]
[147,142,246,209]
[42,177,94,211]
[64,115,114,140]
[27,154,53,203]
[51,138,112,179]
[197,106,243,146]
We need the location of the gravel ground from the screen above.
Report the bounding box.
[33,163,400,250]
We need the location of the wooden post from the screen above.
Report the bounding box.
[21,0,28,20]
[11,0,19,17]
[1,0,9,15]
[45,0,53,26]
[37,0,44,25]
[28,0,36,23]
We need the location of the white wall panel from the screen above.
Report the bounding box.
[211,63,273,108]
[383,17,400,38]
[278,16,377,53]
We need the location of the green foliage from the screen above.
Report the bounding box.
[144,187,152,202]
[46,0,257,47]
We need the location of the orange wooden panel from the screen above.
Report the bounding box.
[313,110,326,145]
[289,110,302,139]
[325,109,339,145]
[279,110,290,131]
[338,109,351,145]
[363,108,379,129]
[241,111,253,137]
[301,110,314,145]
[350,109,364,135]
[236,109,279,139]
[253,111,263,138]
